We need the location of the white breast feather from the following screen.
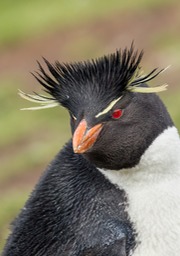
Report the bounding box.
[99,126,180,256]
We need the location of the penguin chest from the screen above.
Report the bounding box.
[99,169,180,256]
[99,127,180,256]
[125,178,180,256]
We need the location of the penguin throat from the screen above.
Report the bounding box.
[98,126,180,256]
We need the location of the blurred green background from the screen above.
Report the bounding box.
[0,0,180,251]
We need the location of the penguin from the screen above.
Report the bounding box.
[2,45,180,256]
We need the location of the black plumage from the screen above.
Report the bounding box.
[3,142,135,255]
[31,46,163,117]
[3,45,173,256]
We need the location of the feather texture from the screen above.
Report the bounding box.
[19,45,169,111]
[18,90,59,110]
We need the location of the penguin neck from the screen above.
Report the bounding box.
[99,126,180,185]
[98,126,180,256]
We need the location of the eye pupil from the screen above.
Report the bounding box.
[112,109,122,119]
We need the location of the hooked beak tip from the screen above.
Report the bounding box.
[73,146,86,154]
[73,119,102,154]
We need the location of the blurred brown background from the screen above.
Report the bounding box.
[0,0,180,251]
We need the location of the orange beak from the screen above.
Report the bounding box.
[73,119,102,154]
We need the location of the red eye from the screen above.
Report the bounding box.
[112,109,123,119]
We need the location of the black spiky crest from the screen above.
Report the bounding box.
[19,45,168,111]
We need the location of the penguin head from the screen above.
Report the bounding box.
[20,45,173,170]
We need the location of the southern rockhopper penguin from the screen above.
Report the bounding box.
[3,46,180,256]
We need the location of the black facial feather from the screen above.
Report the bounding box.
[131,68,164,86]
[32,45,143,110]
[30,45,167,117]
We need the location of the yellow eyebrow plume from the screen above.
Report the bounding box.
[95,96,122,118]
[127,84,168,93]
[18,90,59,110]
[126,65,170,93]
